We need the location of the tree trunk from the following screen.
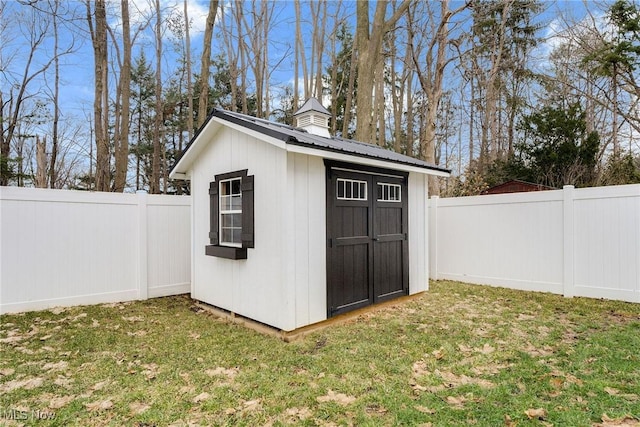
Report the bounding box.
[113,0,131,192]
[184,0,194,138]
[197,0,219,127]
[342,34,358,137]
[151,0,162,194]
[88,0,110,192]
[50,0,60,188]
[35,136,48,188]
[354,0,410,144]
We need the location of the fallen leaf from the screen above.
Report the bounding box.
[284,406,312,421]
[525,408,547,420]
[129,401,151,415]
[142,363,159,380]
[596,414,640,426]
[458,344,473,353]
[0,368,15,376]
[49,395,74,409]
[54,376,73,388]
[39,334,52,341]
[179,385,195,394]
[193,392,210,403]
[412,360,430,377]
[122,315,144,322]
[91,380,109,391]
[85,399,113,411]
[205,366,238,380]
[504,414,516,427]
[316,389,356,406]
[432,347,445,360]
[415,406,436,414]
[446,395,466,408]
[242,399,262,412]
[478,343,495,354]
[189,332,201,339]
[71,313,87,321]
[42,361,68,371]
[0,377,44,393]
[605,387,620,395]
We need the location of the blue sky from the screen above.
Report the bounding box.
[1,0,609,183]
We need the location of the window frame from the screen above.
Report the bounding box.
[377,182,402,203]
[218,177,243,248]
[206,169,254,260]
[336,178,368,201]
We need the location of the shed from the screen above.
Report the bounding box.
[481,180,556,195]
[170,99,450,331]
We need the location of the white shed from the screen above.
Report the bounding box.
[170,99,449,331]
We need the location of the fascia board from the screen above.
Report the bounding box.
[285,144,451,177]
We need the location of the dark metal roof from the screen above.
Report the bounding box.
[172,108,450,175]
[293,97,331,116]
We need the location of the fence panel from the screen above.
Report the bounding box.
[573,186,640,302]
[429,184,640,303]
[0,187,191,314]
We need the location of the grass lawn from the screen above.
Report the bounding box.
[1,280,639,426]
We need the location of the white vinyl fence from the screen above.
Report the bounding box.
[0,187,191,314]
[429,184,640,303]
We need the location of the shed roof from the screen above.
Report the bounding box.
[170,108,450,179]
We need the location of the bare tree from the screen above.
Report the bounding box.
[409,0,468,195]
[112,0,132,192]
[184,0,193,138]
[354,0,410,144]
[151,0,163,193]
[197,0,219,127]
[86,0,110,191]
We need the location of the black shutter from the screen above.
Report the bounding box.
[209,181,219,245]
[241,174,254,248]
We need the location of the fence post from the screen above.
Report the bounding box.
[137,190,148,300]
[563,185,575,298]
[429,195,439,281]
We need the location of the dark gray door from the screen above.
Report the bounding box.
[326,163,409,317]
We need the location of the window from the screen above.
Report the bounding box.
[377,183,401,202]
[336,178,367,201]
[206,170,254,260]
[219,178,242,247]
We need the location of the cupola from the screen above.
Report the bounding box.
[293,98,331,138]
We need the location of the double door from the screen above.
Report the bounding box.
[326,163,409,317]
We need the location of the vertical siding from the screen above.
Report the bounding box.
[190,126,289,329]
[289,153,326,329]
[0,187,191,313]
[408,173,428,294]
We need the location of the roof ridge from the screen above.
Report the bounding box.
[218,108,309,134]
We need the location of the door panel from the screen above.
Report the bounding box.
[373,175,408,303]
[326,163,409,317]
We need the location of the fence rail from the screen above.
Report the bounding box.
[0,187,191,314]
[429,184,640,303]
